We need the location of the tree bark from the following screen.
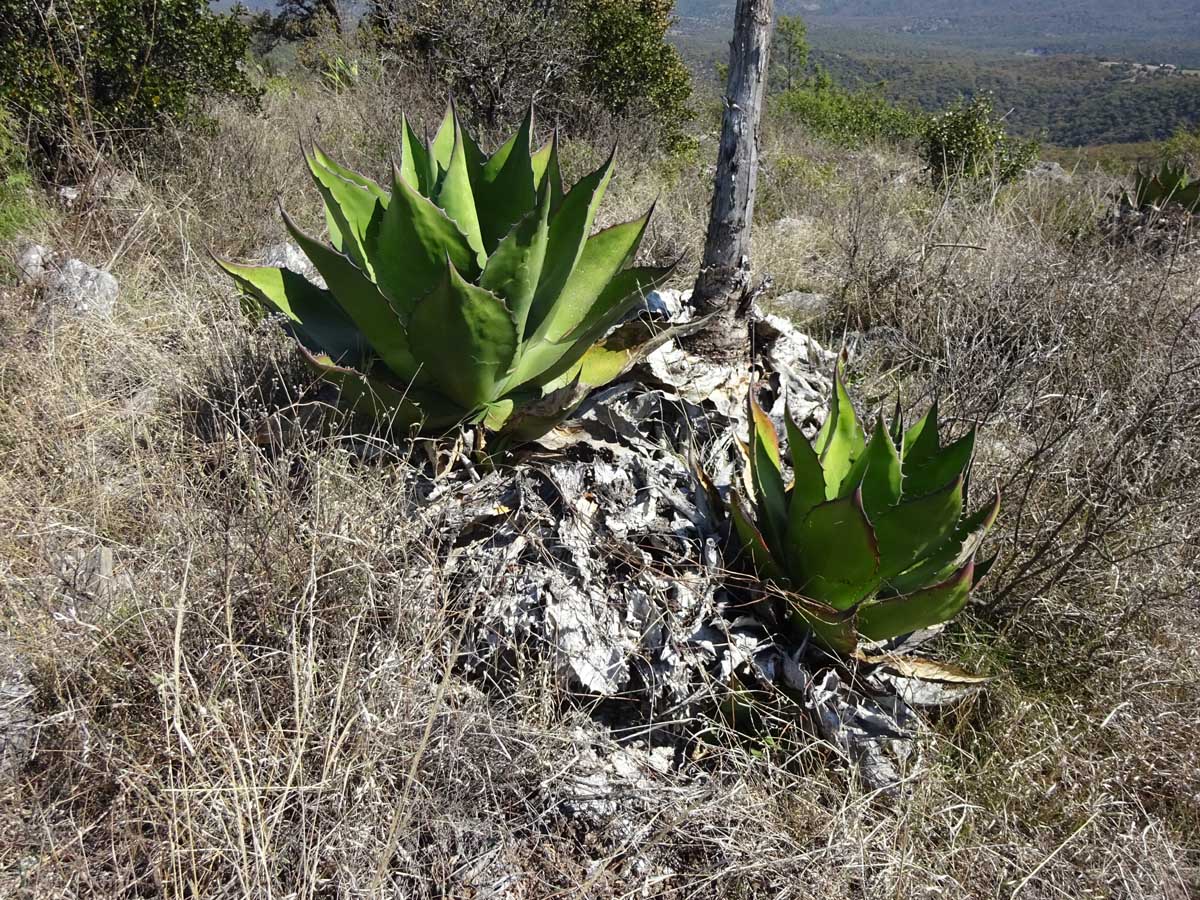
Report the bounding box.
[689,0,774,358]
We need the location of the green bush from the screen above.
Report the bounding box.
[0,0,258,167]
[921,93,1038,188]
[577,0,694,151]
[0,109,43,246]
[773,78,925,147]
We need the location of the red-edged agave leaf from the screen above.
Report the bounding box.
[887,485,998,595]
[730,492,785,582]
[902,398,940,465]
[785,401,825,529]
[857,558,975,642]
[874,471,966,583]
[781,589,859,655]
[281,208,424,383]
[791,488,880,610]
[298,346,461,431]
[838,413,902,518]
[749,388,788,550]
[903,427,975,500]
[813,353,865,499]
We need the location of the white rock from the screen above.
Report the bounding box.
[47,259,119,317]
[15,244,53,284]
[258,241,326,289]
[643,287,693,322]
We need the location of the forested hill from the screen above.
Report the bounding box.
[675,0,1200,64]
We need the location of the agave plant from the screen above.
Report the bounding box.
[729,361,1000,655]
[1122,160,1200,212]
[215,104,672,440]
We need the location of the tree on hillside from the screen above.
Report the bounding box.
[366,0,691,139]
[772,14,808,91]
[275,0,343,36]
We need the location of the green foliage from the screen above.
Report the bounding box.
[773,79,925,147]
[1122,160,1200,212]
[578,0,694,150]
[771,15,810,92]
[728,361,999,654]
[0,109,43,246]
[216,104,670,442]
[0,0,258,165]
[921,93,1038,188]
[1158,124,1200,173]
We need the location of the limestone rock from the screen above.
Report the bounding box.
[47,258,119,317]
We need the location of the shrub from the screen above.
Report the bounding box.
[0,0,258,169]
[367,0,692,145]
[576,0,694,150]
[921,93,1038,188]
[0,109,44,246]
[773,78,925,148]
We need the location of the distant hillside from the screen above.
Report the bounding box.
[675,0,1200,66]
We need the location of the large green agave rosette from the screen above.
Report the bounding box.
[215,104,672,439]
[729,362,1000,654]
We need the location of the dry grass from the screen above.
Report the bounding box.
[1,74,1198,898]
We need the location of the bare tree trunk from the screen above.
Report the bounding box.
[689,0,774,358]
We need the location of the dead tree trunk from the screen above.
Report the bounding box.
[689,0,774,359]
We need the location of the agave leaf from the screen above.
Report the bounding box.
[479,179,551,339]
[299,346,460,430]
[475,106,538,252]
[857,558,975,642]
[791,489,880,609]
[888,487,999,595]
[749,391,788,549]
[813,356,865,499]
[526,149,616,334]
[731,492,785,582]
[430,102,456,176]
[901,399,940,465]
[536,208,654,344]
[213,258,367,366]
[903,428,975,499]
[862,415,903,516]
[888,391,904,449]
[531,131,565,211]
[433,114,487,267]
[784,404,825,541]
[408,261,518,410]
[398,114,433,196]
[311,143,387,200]
[783,593,859,656]
[305,146,380,274]
[367,165,478,317]
[282,210,424,382]
[509,263,672,390]
[874,472,965,584]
